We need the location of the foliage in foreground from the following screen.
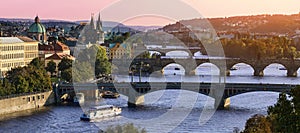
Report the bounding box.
[242,86,300,133]
[0,58,52,96]
[99,123,146,133]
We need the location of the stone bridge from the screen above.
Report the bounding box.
[112,58,300,77]
[58,82,295,109]
[146,47,202,56]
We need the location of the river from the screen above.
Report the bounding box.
[0,90,279,133]
[0,51,299,132]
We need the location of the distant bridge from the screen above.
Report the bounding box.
[146,47,202,56]
[58,82,295,109]
[112,58,300,77]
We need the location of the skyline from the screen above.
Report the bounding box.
[1,0,300,26]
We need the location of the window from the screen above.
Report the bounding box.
[37,95,40,100]
[27,97,30,102]
[32,96,35,101]
[42,95,45,99]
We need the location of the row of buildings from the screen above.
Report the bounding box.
[0,15,143,77]
[0,16,73,76]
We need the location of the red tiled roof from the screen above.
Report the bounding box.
[39,41,70,51]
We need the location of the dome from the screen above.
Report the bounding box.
[28,16,46,33]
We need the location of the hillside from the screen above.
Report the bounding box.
[164,13,300,34]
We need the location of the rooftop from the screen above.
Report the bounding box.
[0,37,23,44]
[46,53,75,60]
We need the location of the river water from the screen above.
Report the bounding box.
[0,90,279,133]
[1,52,299,132]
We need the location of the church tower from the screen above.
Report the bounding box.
[96,13,104,44]
[89,14,95,30]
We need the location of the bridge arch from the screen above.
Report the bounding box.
[263,63,287,77]
[225,89,281,98]
[138,89,211,105]
[228,91,279,108]
[195,63,220,76]
[162,63,186,75]
[228,63,255,76]
[165,50,191,57]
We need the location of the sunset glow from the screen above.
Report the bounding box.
[1,0,300,26]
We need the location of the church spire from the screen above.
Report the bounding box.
[90,13,95,29]
[96,13,103,32]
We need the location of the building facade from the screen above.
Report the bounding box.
[0,37,38,75]
[109,43,129,59]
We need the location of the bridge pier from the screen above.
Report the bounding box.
[210,84,229,109]
[214,97,230,109]
[225,70,230,76]
[287,69,297,77]
[128,95,144,107]
[254,69,264,77]
[185,70,195,76]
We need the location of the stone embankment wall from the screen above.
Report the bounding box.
[0,91,55,115]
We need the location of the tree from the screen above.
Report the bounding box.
[58,58,73,71]
[4,58,52,95]
[101,123,146,133]
[95,45,111,76]
[242,86,300,133]
[29,58,44,68]
[267,93,295,132]
[46,60,56,77]
[61,68,72,82]
[242,114,271,133]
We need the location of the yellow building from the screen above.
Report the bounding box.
[109,43,129,59]
[0,37,38,75]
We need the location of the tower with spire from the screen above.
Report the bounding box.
[84,13,104,44]
[96,13,104,44]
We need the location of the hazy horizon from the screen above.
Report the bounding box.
[1,0,300,26]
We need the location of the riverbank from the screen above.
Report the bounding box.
[0,91,55,115]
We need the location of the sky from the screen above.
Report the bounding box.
[1,0,300,26]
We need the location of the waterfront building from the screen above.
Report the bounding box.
[0,36,38,76]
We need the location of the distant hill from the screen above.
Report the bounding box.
[76,20,161,32]
[0,17,162,32]
[163,13,300,34]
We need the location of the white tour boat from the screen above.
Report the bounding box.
[80,105,122,121]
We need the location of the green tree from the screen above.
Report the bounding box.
[267,93,295,132]
[61,68,72,82]
[5,58,52,95]
[46,60,57,77]
[29,58,44,68]
[242,114,271,133]
[95,45,111,76]
[102,123,146,133]
[243,86,300,133]
[58,58,73,71]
